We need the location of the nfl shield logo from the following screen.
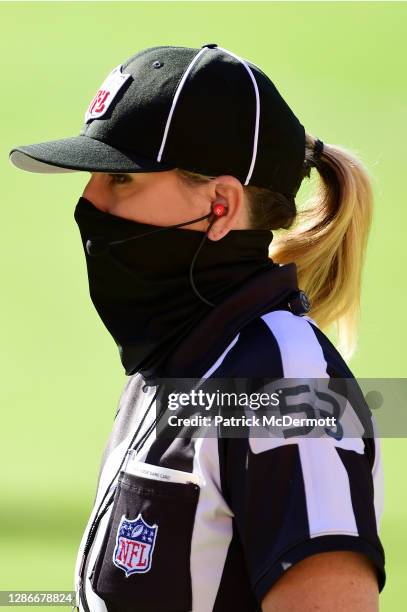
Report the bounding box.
[113,514,158,577]
[85,64,131,123]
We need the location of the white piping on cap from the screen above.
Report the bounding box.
[216,46,260,186]
[157,45,260,186]
[157,47,208,163]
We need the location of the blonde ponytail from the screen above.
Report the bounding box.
[269,133,374,360]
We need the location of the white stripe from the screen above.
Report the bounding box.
[82,508,112,612]
[298,438,359,537]
[217,46,260,185]
[250,311,328,455]
[157,47,208,162]
[371,417,385,530]
[202,334,240,378]
[261,310,366,452]
[191,335,241,609]
[190,435,234,612]
[261,310,329,378]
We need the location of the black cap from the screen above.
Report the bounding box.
[9,44,305,194]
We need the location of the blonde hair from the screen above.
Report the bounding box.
[176,132,374,361]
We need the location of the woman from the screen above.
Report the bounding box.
[9,44,385,612]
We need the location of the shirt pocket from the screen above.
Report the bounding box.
[89,468,200,612]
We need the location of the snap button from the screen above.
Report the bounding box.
[152,60,163,69]
[287,290,311,316]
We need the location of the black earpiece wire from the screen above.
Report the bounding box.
[189,214,218,308]
[106,212,212,247]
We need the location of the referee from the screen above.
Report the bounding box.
[9,43,385,612]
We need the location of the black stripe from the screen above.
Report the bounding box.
[336,446,385,552]
[211,317,284,377]
[213,522,261,611]
[308,322,354,378]
[255,534,386,601]
[223,440,310,606]
[245,444,310,590]
[145,437,196,473]
[308,322,376,464]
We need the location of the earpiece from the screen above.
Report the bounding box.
[211,202,228,217]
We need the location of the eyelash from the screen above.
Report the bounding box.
[108,174,131,184]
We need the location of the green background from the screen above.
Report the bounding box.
[1,1,406,609]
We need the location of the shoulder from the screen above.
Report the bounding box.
[210,310,353,379]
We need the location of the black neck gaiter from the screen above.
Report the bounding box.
[74,196,275,376]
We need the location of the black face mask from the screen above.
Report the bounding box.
[74,196,275,376]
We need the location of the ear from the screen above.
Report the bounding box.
[206,175,247,241]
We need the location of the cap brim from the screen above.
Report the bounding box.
[9,135,176,174]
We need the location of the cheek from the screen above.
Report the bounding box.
[108,187,191,226]
[107,191,165,223]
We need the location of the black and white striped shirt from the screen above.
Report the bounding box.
[74,265,385,612]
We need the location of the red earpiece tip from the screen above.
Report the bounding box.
[212,203,227,217]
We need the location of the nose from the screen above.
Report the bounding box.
[82,173,110,211]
